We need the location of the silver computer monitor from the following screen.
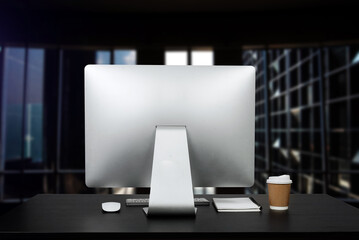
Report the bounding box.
[85,65,255,215]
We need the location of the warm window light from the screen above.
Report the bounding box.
[191,48,214,65]
[165,51,188,65]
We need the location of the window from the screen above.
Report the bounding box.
[114,50,136,65]
[165,47,213,65]
[243,45,359,204]
[96,49,137,65]
[165,50,188,65]
[0,46,139,202]
[1,47,53,201]
[96,51,111,64]
[2,47,26,170]
[1,44,359,206]
[242,49,269,194]
[1,47,46,169]
[191,47,214,65]
[24,49,45,164]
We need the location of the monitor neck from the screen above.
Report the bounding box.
[143,125,196,216]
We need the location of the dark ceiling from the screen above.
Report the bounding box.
[0,0,358,47]
[1,0,356,12]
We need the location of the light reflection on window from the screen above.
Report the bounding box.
[25,49,45,163]
[1,47,46,168]
[114,50,136,64]
[352,51,359,64]
[1,47,26,166]
[96,51,111,64]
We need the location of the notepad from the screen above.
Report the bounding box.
[213,197,262,212]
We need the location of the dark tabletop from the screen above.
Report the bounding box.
[0,194,358,239]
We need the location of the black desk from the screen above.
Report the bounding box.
[0,194,358,239]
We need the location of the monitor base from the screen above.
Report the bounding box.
[143,207,197,216]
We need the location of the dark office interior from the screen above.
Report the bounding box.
[1,0,359,216]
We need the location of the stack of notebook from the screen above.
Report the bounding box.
[213,197,262,212]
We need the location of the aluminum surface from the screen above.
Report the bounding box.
[145,126,195,216]
[85,65,255,188]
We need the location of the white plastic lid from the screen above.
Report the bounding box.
[266,175,292,184]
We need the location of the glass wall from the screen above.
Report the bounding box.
[323,46,359,200]
[0,44,358,206]
[0,47,137,202]
[243,46,359,203]
[242,50,269,194]
[0,47,57,201]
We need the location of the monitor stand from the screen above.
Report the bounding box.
[143,125,197,216]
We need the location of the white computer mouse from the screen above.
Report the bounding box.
[102,202,121,213]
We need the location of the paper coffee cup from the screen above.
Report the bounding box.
[267,175,292,210]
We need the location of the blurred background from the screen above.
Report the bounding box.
[0,0,359,214]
